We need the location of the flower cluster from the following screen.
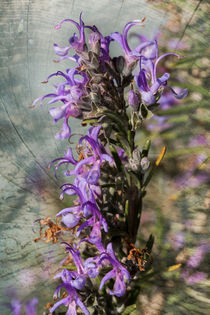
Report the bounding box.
[32,13,187,139]
[31,13,188,314]
[48,124,132,313]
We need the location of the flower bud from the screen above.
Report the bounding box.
[89,32,101,55]
[140,157,150,171]
[113,56,125,73]
[128,90,139,111]
[127,149,141,171]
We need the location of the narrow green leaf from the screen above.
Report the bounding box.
[101,110,127,136]
[141,139,151,157]
[122,304,136,315]
[156,101,209,116]
[81,118,98,125]
[165,146,208,158]
[167,115,188,124]
[175,55,203,65]
[109,144,123,172]
[146,234,154,253]
[142,146,166,188]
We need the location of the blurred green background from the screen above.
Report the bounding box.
[0,0,209,314]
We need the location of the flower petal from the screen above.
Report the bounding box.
[169,87,188,99]
[99,269,116,290]
[55,118,71,140]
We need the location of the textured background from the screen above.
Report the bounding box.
[0,0,209,314]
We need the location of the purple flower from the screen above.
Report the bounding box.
[84,255,102,278]
[77,201,108,251]
[135,61,169,106]
[59,181,94,206]
[86,25,113,65]
[63,242,86,274]
[55,117,71,140]
[54,13,87,54]
[60,210,81,228]
[56,184,88,228]
[70,126,113,186]
[110,19,146,73]
[99,243,130,296]
[50,283,89,315]
[83,243,130,296]
[54,269,86,291]
[49,126,113,186]
[51,243,89,315]
[77,201,108,232]
[125,32,188,105]
[80,221,105,252]
[129,32,160,60]
[31,68,88,139]
[57,180,104,230]
[48,147,77,177]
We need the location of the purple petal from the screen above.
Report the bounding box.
[76,298,90,315]
[154,53,179,80]
[47,97,67,106]
[84,258,100,278]
[122,20,145,54]
[49,104,69,122]
[31,93,57,107]
[74,157,94,174]
[55,118,71,140]
[106,243,117,262]
[150,73,170,94]
[89,222,102,244]
[71,275,86,290]
[140,91,155,105]
[109,273,126,297]
[54,18,80,32]
[101,153,113,163]
[53,43,72,56]
[170,87,188,99]
[135,40,158,60]
[135,69,149,92]
[86,167,100,184]
[56,206,80,217]
[64,148,77,162]
[88,125,101,141]
[187,243,210,268]
[62,213,80,228]
[99,269,116,290]
[76,218,93,236]
[50,296,70,313]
